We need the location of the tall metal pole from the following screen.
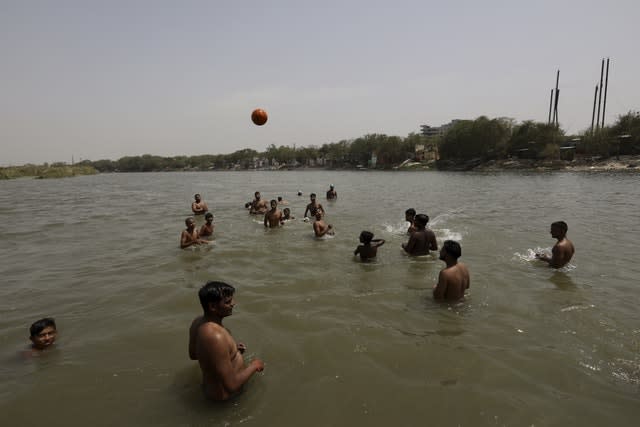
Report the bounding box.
[553,70,560,127]
[548,89,554,124]
[596,58,604,131]
[591,85,599,135]
[601,57,610,129]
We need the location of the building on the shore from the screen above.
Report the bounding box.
[420,120,461,138]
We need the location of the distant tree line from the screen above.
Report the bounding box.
[7,111,636,176]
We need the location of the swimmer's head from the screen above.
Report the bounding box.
[314,211,322,220]
[405,208,416,221]
[360,231,374,244]
[198,281,235,313]
[277,196,283,202]
[254,191,261,199]
[205,212,213,221]
[245,202,251,209]
[185,217,195,228]
[194,194,201,202]
[310,193,316,201]
[330,184,334,189]
[298,191,302,196]
[270,199,277,208]
[551,221,568,237]
[414,214,428,228]
[29,318,57,350]
[440,240,462,260]
[283,208,290,215]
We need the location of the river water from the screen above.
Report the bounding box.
[1,171,639,426]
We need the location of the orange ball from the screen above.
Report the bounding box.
[251,108,268,126]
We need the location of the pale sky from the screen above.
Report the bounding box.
[1,0,638,165]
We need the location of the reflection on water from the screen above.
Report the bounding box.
[1,171,640,426]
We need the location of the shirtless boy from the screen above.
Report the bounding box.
[433,240,470,301]
[249,192,268,215]
[29,318,57,352]
[536,221,575,268]
[192,194,209,215]
[402,214,437,256]
[199,212,215,237]
[304,193,324,219]
[264,200,283,228]
[326,185,337,200]
[313,211,334,237]
[405,208,417,234]
[354,231,385,261]
[181,217,210,249]
[188,281,264,401]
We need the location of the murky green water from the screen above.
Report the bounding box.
[1,171,639,426]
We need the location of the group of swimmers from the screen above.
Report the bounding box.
[183,216,575,401]
[21,186,575,399]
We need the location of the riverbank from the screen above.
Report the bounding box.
[434,155,640,172]
[0,164,98,179]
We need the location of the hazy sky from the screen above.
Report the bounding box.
[1,0,638,165]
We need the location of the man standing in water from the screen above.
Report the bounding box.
[189,281,265,401]
[433,240,470,301]
[180,217,210,249]
[304,193,324,219]
[249,191,268,215]
[264,199,283,228]
[326,184,337,200]
[191,194,209,215]
[313,211,334,237]
[536,221,575,268]
[402,214,437,256]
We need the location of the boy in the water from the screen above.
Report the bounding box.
[29,318,58,351]
[354,231,385,261]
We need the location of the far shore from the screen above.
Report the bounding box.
[3,155,639,179]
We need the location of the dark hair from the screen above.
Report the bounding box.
[278,196,283,201]
[30,318,56,337]
[360,231,374,244]
[194,193,201,198]
[185,217,194,226]
[205,212,213,220]
[310,193,316,198]
[414,214,428,228]
[552,221,568,233]
[198,281,235,313]
[270,199,277,205]
[443,240,462,259]
[283,208,290,214]
[405,208,416,217]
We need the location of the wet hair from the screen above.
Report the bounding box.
[277,196,283,201]
[270,199,277,206]
[310,193,316,198]
[30,318,56,337]
[297,191,302,196]
[205,212,213,220]
[254,191,260,197]
[442,240,462,259]
[194,193,201,199]
[405,208,416,217]
[414,214,428,228]
[360,231,374,244]
[185,217,195,226]
[283,208,290,214]
[198,281,235,313]
[552,221,568,233]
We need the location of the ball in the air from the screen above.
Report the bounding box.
[251,108,268,126]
